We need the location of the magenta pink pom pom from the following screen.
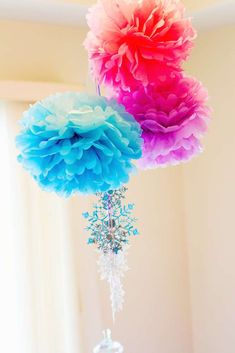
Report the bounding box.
[84,0,196,91]
[118,74,211,168]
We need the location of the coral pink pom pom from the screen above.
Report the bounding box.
[84,0,196,90]
[118,74,211,168]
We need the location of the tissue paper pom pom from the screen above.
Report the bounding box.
[118,74,211,168]
[84,0,196,90]
[16,92,142,196]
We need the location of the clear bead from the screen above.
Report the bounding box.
[93,330,123,353]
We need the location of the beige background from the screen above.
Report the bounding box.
[184,25,235,353]
[0,1,234,353]
[62,0,222,10]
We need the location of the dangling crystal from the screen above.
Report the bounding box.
[98,246,129,320]
[93,329,123,353]
[83,187,139,318]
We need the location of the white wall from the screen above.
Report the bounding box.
[184,25,235,353]
[0,20,87,84]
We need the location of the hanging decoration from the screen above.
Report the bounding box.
[83,187,138,319]
[16,92,142,196]
[84,0,196,90]
[15,0,212,344]
[118,74,211,168]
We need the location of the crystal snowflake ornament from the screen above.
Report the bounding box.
[83,187,139,319]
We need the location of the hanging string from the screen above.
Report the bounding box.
[96,80,101,96]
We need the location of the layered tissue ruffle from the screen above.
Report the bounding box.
[16,92,142,196]
[84,0,196,90]
[118,74,211,168]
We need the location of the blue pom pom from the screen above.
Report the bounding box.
[16,92,142,196]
